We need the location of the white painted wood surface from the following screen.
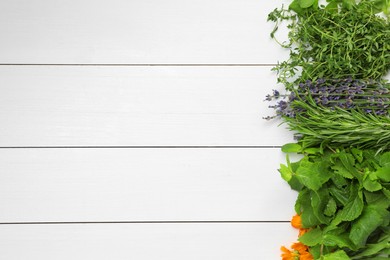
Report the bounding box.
[0,148,296,222]
[0,0,289,64]
[0,0,298,259]
[0,223,297,260]
[0,66,292,146]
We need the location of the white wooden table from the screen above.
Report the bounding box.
[0,0,298,259]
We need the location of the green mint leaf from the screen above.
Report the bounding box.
[325,1,339,12]
[338,152,362,182]
[324,198,337,217]
[281,143,302,153]
[352,235,390,258]
[339,187,364,222]
[349,205,389,247]
[279,164,292,182]
[332,161,354,179]
[363,177,383,192]
[379,151,390,167]
[331,174,348,188]
[323,233,356,250]
[297,189,321,227]
[299,227,323,246]
[288,176,304,192]
[376,166,390,182]
[329,185,350,206]
[311,188,331,224]
[296,161,331,191]
[364,190,390,209]
[383,188,390,199]
[289,0,305,15]
[351,148,363,163]
[322,250,350,260]
[303,147,322,154]
[299,0,316,8]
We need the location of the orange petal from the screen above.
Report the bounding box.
[298,228,309,237]
[300,251,314,260]
[291,214,302,229]
[291,242,308,253]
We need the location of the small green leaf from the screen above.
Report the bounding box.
[279,164,292,182]
[289,0,305,15]
[297,189,321,228]
[376,166,390,182]
[339,188,363,222]
[323,233,356,250]
[281,143,302,153]
[350,205,389,247]
[299,227,323,246]
[383,188,390,199]
[303,147,322,154]
[351,148,363,163]
[379,152,390,167]
[322,250,350,260]
[324,198,337,217]
[296,161,331,191]
[352,236,390,258]
[363,177,382,192]
[325,1,338,12]
[329,185,350,206]
[300,0,316,8]
[311,188,331,224]
[332,162,354,179]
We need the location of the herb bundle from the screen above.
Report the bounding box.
[280,145,390,259]
[268,0,390,90]
[266,78,390,152]
[266,0,390,259]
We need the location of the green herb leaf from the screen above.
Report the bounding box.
[322,250,350,260]
[323,233,356,250]
[279,164,292,182]
[289,0,305,15]
[296,161,331,190]
[281,143,302,153]
[350,205,389,247]
[338,187,364,222]
[363,177,383,192]
[376,166,390,182]
[324,198,337,217]
[299,0,316,8]
[299,227,323,246]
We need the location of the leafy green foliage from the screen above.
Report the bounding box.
[269,1,390,259]
[267,1,390,90]
[280,147,390,258]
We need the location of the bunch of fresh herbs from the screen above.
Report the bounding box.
[280,144,390,259]
[265,78,390,152]
[266,0,390,259]
[268,0,390,90]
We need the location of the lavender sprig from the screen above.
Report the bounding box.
[265,78,390,119]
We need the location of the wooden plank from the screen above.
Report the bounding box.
[0,223,297,259]
[0,148,297,222]
[0,66,293,146]
[0,0,289,64]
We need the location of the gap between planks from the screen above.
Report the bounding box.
[0,221,290,225]
[0,64,277,67]
[0,146,282,149]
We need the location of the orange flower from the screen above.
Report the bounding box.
[300,252,314,260]
[291,214,302,229]
[281,242,314,260]
[282,214,314,259]
[291,242,308,254]
[280,246,299,260]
